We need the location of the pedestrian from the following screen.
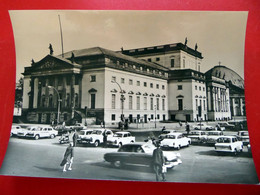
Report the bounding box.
[60,142,74,172]
[152,141,166,182]
[72,130,79,147]
[186,122,190,135]
[161,126,166,132]
[103,129,107,148]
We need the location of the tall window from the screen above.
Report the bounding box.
[111,76,116,82]
[178,85,183,90]
[150,83,153,88]
[183,59,185,68]
[112,94,116,109]
[178,99,183,110]
[156,98,159,110]
[66,93,70,107]
[144,97,147,110]
[129,96,133,110]
[136,96,140,110]
[150,98,154,110]
[121,78,125,84]
[91,94,95,109]
[129,79,133,85]
[41,95,45,107]
[162,99,165,110]
[144,82,147,87]
[171,58,175,67]
[203,100,206,111]
[137,81,140,86]
[156,84,159,89]
[196,99,198,110]
[75,93,79,107]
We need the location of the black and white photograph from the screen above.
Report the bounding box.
[1,10,258,184]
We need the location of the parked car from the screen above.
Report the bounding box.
[160,132,191,149]
[84,129,114,147]
[104,142,182,169]
[11,125,25,136]
[236,131,250,146]
[69,123,87,131]
[17,126,40,138]
[187,131,207,144]
[77,129,93,144]
[107,131,135,147]
[25,126,58,139]
[193,123,215,130]
[205,131,224,145]
[158,130,177,140]
[218,122,235,130]
[215,136,243,154]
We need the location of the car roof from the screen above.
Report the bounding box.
[80,129,93,132]
[115,131,130,134]
[218,136,237,139]
[166,132,183,136]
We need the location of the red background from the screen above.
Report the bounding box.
[0,0,260,194]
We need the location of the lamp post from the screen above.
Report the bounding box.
[111,80,125,129]
[48,86,61,125]
[154,104,157,128]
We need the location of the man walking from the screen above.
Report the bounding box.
[103,129,107,148]
[152,141,166,182]
[72,130,79,147]
[60,142,74,172]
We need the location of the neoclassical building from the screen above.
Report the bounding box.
[21,42,245,124]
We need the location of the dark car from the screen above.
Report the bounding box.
[104,142,182,169]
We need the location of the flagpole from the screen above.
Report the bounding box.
[58,15,64,58]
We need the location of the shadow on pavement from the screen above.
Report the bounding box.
[34,166,61,172]
[196,150,253,158]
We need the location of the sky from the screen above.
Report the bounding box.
[9,10,248,82]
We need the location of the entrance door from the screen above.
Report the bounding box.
[185,114,190,122]
[38,113,42,123]
[170,115,175,121]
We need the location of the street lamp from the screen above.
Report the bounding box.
[111,80,125,129]
[48,86,61,124]
[154,104,157,128]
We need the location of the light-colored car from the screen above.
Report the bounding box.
[215,136,243,154]
[218,122,235,130]
[160,132,191,149]
[25,126,58,139]
[77,129,93,144]
[17,126,39,137]
[84,129,114,147]
[236,131,250,146]
[193,123,215,130]
[11,125,25,136]
[158,130,177,140]
[187,131,207,144]
[104,142,182,169]
[205,131,224,145]
[107,131,135,147]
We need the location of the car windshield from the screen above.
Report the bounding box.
[114,133,123,137]
[208,132,219,135]
[79,131,85,135]
[217,137,231,143]
[92,130,102,135]
[165,135,176,139]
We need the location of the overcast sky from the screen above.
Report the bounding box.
[9,10,248,82]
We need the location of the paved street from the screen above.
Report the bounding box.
[0,131,258,184]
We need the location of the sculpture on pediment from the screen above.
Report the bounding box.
[49,44,54,55]
[185,37,188,46]
[70,52,75,63]
[31,59,35,66]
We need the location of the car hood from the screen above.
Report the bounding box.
[162,151,181,161]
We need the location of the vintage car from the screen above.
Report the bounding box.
[215,136,243,154]
[11,125,25,136]
[193,123,215,130]
[218,122,235,130]
[77,129,93,144]
[160,132,191,149]
[187,131,207,144]
[84,129,114,147]
[205,131,224,145]
[236,131,250,146]
[69,123,87,131]
[25,126,58,139]
[104,142,182,169]
[107,131,135,147]
[158,130,177,140]
[17,126,40,138]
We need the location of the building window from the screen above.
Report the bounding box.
[137,96,140,110]
[162,99,165,111]
[144,97,147,110]
[129,79,133,85]
[157,114,160,120]
[90,75,96,82]
[156,98,159,110]
[156,57,160,61]
[199,86,201,91]
[196,99,198,110]
[75,93,79,107]
[91,94,95,109]
[111,114,116,121]
[195,85,197,90]
[75,76,79,85]
[177,85,183,90]
[171,58,175,67]
[129,96,133,110]
[198,65,200,72]
[156,84,159,89]
[66,93,70,107]
[137,81,140,86]
[150,98,154,110]
[49,94,53,108]
[112,94,116,109]
[111,76,116,82]
[203,100,206,111]
[148,58,151,62]
[178,99,183,110]
[151,114,154,119]
[144,82,147,87]
[41,95,46,107]
[183,59,185,68]
[162,85,165,90]
[203,87,205,91]
[121,78,125,84]
[150,83,153,88]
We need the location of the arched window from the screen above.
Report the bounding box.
[41,95,45,107]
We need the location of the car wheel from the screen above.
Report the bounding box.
[35,135,40,140]
[50,134,55,139]
[118,142,122,147]
[94,140,99,147]
[112,160,122,168]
